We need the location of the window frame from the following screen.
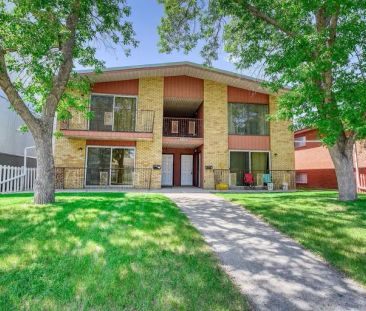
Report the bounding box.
[294,136,306,148]
[85,145,136,187]
[88,93,138,132]
[228,102,269,136]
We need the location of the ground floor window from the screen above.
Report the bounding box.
[296,172,308,184]
[229,151,270,186]
[86,147,135,186]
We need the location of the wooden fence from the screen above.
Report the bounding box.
[358,173,366,192]
[0,165,37,193]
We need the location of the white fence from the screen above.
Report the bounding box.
[0,165,37,193]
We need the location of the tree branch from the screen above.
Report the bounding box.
[238,0,296,37]
[42,0,80,123]
[0,47,40,133]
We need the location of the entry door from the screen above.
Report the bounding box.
[181,155,193,186]
[162,154,174,186]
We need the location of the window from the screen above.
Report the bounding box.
[228,103,269,135]
[294,136,306,148]
[296,173,308,184]
[86,147,135,186]
[229,151,270,186]
[89,94,137,132]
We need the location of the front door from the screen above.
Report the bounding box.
[162,154,174,186]
[181,155,193,186]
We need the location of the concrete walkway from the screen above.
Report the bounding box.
[165,193,366,311]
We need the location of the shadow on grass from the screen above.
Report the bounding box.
[0,192,247,310]
[220,191,366,286]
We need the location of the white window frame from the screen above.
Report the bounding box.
[85,145,136,187]
[296,172,308,184]
[294,136,306,148]
[88,93,138,132]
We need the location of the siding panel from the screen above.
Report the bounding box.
[228,135,270,150]
[92,79,139,95]
[164,76,204,100]
[228,86,269,104]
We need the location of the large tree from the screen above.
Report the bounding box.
[0,0,137,204]
[158,0,366,201]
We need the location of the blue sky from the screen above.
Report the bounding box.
[80,1,256,77]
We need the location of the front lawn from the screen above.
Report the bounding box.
[219,191,366,286]
[0,193,248,310]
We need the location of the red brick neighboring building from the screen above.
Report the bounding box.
[294,128,366,190]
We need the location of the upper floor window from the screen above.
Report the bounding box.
[89,94,137,132]
[228,103,269,135]
[294,136,306,148]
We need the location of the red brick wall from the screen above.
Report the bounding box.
[297,169,338,189]
[295,129,366,189]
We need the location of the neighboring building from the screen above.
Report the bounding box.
[295,128,366,189]
[54,62,295,189]
[0,92,36,167]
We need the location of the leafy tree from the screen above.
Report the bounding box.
[0,0,137,203]
[158,0,366,201]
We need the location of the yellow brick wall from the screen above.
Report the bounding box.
[203,80,229,189]
[269,95,295,171]
[54,137,86,189]
[135,77,164,189]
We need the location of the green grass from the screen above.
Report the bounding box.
[218,191,366,286]
[0,193,248,311]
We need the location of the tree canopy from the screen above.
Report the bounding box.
[158,0,366,145]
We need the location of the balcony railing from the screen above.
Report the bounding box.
[163,117,203,138]
[60,109,155,133]
[55,167,152,189]
[213,169,296,190]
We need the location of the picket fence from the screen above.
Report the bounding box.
[0,165,37,193]
[359,173,366,192]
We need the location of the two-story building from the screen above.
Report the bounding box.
[54,62,295,189]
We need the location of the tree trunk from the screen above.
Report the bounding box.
[328,139,357,201]
[33,131,55,204]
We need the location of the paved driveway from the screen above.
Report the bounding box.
[165,193,366,311]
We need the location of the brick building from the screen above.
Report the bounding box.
[295,128,366,190]
[54,62,295,189]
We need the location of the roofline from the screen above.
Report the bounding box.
[294,128,315,135]
[76,61,268,86]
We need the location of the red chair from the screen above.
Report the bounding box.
[244,173,254,187]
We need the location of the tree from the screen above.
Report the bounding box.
[0,0,137,204]
[158,0,366,201]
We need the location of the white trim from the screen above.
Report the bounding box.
[229,150,271,172]
[85,145,136,187]
[89,93,138,131]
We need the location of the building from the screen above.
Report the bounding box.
[295,128,366,189]
[54,62,295,189]
[0,92,36,167]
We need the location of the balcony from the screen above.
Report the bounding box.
[163,117,203,138]
[60,110,155,141]
[162,117,203,148]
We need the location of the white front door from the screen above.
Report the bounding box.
[162,154,173,186]
[181,155,193,186]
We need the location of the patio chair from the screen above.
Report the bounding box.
[262,173,272,185]
[244,173,254,187]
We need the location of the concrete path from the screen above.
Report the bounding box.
[165,193,366,311]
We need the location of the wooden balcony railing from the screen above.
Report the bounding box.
[163,117,203,138]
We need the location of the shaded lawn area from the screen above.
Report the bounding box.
[0,193,248,311]
[218,191,366,286]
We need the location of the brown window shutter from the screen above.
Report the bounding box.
[171,120,179,133]
[188,121,196,135]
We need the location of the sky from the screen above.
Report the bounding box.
[78,0,257,78]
